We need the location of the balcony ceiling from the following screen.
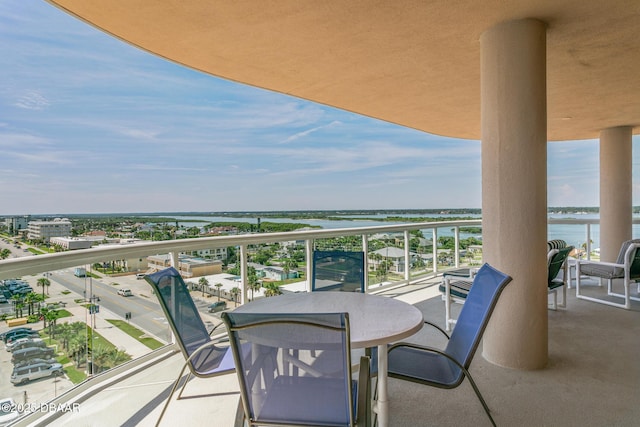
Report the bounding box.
[47,0,640,141]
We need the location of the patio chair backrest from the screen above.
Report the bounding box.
[145,267,229,375]
[615,239,640,278]
[312,250,365,292]
[222,311,356,427]
[548,246,573,285]
[445,264,512,369]
[547,239,567,251]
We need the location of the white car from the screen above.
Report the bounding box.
[117,289,133,297]
[0,398,20,426]
[6,337,45,352]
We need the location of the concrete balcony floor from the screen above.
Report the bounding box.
[20,275,640,427]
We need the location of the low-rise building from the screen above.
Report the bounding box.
[27,218,72,243]
[147,254,223,278]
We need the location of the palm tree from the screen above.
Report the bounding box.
[23,292,37,316]
[230,287,241,307]
[105,348,131,370]
[37,276,51,297]
[214,283,223,301]
[249,279,261,301]
[198,277,209,297]
[0,248,10,259]
[42,308,59,341]
[56,323,73,351]
[11,294,24,318]
[91,345,110,374]
[264,282,282,297]
[68,334,85,368]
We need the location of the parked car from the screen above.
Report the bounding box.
[13,286,33,295]
[117,289,133,297]
[207,301,227,313]
[7,338,46,353]
[10,361,63,385]
[5,331,40,345]
[11,346,55,364]
[3,330,39,344]
[0,397,20,425]
[13,357,57,368]
[0,327,33,342]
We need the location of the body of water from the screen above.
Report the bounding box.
[168,213,640,250]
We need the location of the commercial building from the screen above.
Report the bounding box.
[27,218,72,243]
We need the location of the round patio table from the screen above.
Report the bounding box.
[233,291,424,427]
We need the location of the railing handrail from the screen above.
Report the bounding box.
[2,216,638,280]
[0,219,481,279]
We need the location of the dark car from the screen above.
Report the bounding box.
[2,328,36,343]
[13,357,57,368]
[207,301,227,313]
[11,346,55,364]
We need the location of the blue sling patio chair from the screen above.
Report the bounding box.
[387,263,512,427]
[144,267,236,426]
[222,311,371,427]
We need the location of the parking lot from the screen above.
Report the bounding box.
[0,331,74,412]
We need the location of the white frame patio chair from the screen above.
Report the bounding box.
[575,239,640,309]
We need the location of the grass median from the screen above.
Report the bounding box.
[106,319,164,350]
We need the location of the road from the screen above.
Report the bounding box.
[47,270,171,342]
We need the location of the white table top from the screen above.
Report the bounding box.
[233,292,424,348]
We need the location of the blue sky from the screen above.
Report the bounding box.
[0,2,637,215]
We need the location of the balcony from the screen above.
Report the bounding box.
[2,219,639,426]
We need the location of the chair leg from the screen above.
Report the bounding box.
[176,372,192,399]
[548,290,557,310]
[462,368,496,427]
[156,365,191,426]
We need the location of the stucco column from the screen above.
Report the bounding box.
[480,19,548,369]
[599,126,632,262]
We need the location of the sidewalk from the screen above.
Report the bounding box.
[18,273,154,360]
[61,305,153,359]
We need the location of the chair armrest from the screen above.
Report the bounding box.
[423,320,451,340]
[576,260,623,269]
[387,342,469,377]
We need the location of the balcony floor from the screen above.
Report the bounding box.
[22,275,640,427]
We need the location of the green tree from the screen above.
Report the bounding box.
[23,292,38,316]
[11,294,24,318]
[42,308,59,341]
[198,276,209,297]
[230,287,241,307]
[214,283,223,301]
[0,248,10,260]
[264,282,282,297]
[37,276,51,297]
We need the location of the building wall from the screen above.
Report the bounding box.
[27,219,72,242]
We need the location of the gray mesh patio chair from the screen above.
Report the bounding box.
[312,250,366,292]
[387,263,512,427]
[222,311,371,427]
[575,239,640,309]
[144,267,236,426]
